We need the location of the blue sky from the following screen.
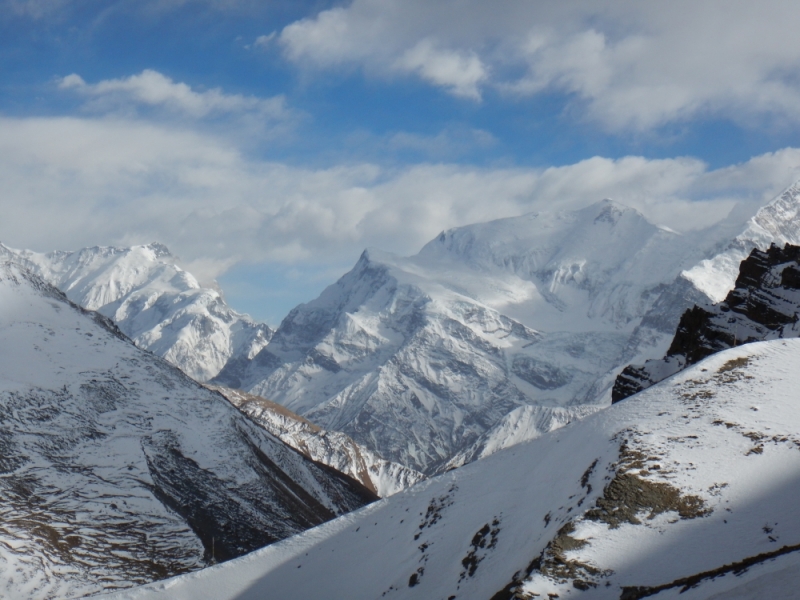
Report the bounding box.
[2,0,800,324]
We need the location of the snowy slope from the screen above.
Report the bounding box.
[207,385,424,497]
[105,339,800,600]
[0,242,272,381]
[0,242,422,494]
[214,200,727,474]
[0,262,374,599]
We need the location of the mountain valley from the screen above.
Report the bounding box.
[5,183,800,599]
[0,263,374,599]
[106,338,800,599]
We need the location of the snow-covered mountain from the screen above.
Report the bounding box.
[0,262,374,599]
[106,337,800,599]
[440,403,603,473]
[683,181,800,303]
[614,242,800,402]
[207,385,424,497]
[213,200,729,474]
[0,242,426,495]
[0,242,272,381]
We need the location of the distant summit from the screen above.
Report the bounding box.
[0,242,272,381]
[213,199,723,474]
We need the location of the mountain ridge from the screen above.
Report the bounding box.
[103,338,800,599]
[212,198,737,474]
[613,242,800,402]
[0,261,374,599]
[207,385,424,497]
[0,242,273,382]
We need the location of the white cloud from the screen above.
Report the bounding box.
[279,6,372,66]
[2,115,799,282]
[253,32,276,48]
[394,40,486,100]
[59,69,292,121]
[276,0,800,130]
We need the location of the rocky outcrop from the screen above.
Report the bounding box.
[613,243,800,402]
[207,385,424,497]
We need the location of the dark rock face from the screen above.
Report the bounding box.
[613,244,800,403]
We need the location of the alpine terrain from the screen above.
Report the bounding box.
[0,242,421,496]
[0,242,272,382]
[614,242,800,402]
[0,262,375,599]
[105,337,800,599]
[213,199,737,474]
[209,182,800,477]
[207,385,424,497]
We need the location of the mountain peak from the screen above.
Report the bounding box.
[356,247,400,269]
[683,178,800,303]
[218,198,714,474]
[576,197,650,226]
[591,198,627,224]
[0,242,273,382]
[144,242,173,259]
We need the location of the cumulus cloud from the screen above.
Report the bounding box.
[394,40,486,99]
[1,115,799,281]
[59,70,293,122]
[276,0,800,129]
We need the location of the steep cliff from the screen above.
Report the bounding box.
[613,243,800,402]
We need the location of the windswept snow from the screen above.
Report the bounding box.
[683,180,800,303]
[105,339,800,600]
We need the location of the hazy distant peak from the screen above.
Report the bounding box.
[145,241,172,258]
[683,178,800,303]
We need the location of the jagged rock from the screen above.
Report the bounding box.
[613,243,800,402]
